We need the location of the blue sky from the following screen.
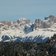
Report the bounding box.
[0,0,56,21]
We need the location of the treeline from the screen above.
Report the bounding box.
[0,34,56,56]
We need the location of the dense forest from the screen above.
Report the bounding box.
[0,34,56,56]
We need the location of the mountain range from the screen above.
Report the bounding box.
[0,15,56,43]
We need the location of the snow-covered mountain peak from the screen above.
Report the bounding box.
[19,17,28,21]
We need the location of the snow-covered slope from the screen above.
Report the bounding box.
[23,28,56,38]
[0,27,56,43]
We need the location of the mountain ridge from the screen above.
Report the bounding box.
[0,15,56,42]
